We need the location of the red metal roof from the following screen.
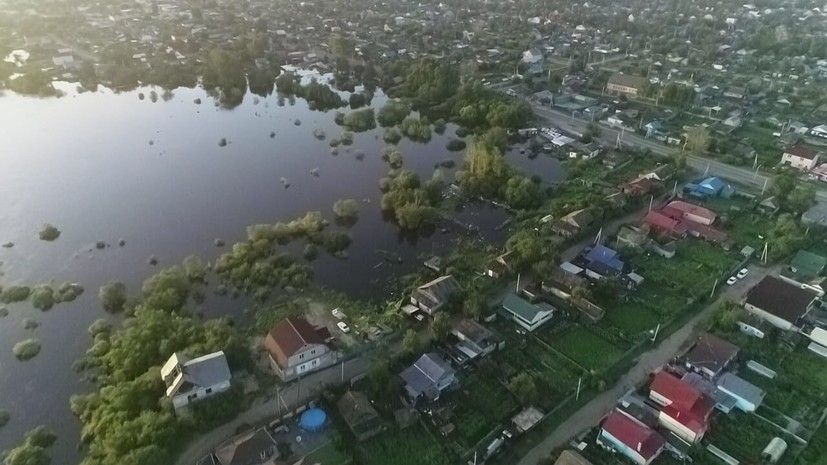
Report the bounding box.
[644,211,688,235]
[601,410,664,460]
[264,317,325,367]
[665,201,717,223]
[651,372,715,434]
[785,145,818,160]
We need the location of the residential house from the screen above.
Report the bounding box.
[681,373,738,414]
[716,373,765,413]
[552,208,594,238]
[644,211,688,238]
[743,276,819,331]
[485,252,514,279]
[264,317,336,381]
[622,177,654,197]
[641,164,675,182]
[782,144,820,171]
[500,292,555,331]
[662,201,717,225]
[598,409,665,465]
[450,319,503,359]
[780,250,827,293]
[723,86,746,100]
[645,120,665,138]
[649,371,716,443]
[211,427,278,465]
[810,124,827,139]
[606,73,649,97]
[542,267,605,322]
[686,177,732,198]
[554,450,593,465]
[616,225,649,249]
[522,48,543,64]
[802,203,827,227]
[160,351,231,410]
[400,352,456,402]
[582,245,625,279]
[337,390,386,441]
[410,275,460,316]
[602,150,631,170]
[683,333,739,379]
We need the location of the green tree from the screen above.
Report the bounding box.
[463,292,487,319]
[431,312,451,342]
[377,100,412,127]
[402,329,420,355]
[99,281,128,313]
[332,199,360,220]
[141,266,191,312]
[685,126,708,153]
[182,255,207,282]
[504,176,543,209]
[506,230,545,271]
[506,373,538,406]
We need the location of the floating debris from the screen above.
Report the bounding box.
[270,131,276,138]
[2,242,13,248]
[375,249,403,264]
[148,255,158,266]
[118,238,126,247]
[39,224,60,241]
[218,138,227,147]
[280,177,290,188]
[22,319,39,330]
[330,148,338,156]
[310,168,320,177]
[312,128,326,140]
[294,119,302,126]
[148,140,154,146]
[138,93,145,100]
[214,238,225,247]
[95,241,106,250]
[194,98,201,105]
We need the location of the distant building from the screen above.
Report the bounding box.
[606,73,649,97]
[264,317,336,381]
[161,351,231,411]
[522,48,543,64]
[744,276,819,331]
[782,144,820,171]
[500,292,555,331]
[662,200,717,225]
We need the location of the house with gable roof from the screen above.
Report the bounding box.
[264,317,336,381]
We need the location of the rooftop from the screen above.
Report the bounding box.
[601,410,664,460]
[745,276,818,325]
[502,293,555,323]
[684,333,739,376]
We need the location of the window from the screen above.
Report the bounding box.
[299,364,306,372]
[311,349,316,355]
[299,353,304,359]
[311,359,317,366]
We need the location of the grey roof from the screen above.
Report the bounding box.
[163,351,231,397]
[607,73,648,90]
[412,275,459,308]
[682,373,737,412]
[717,373,765,407]
[400,352,455,398]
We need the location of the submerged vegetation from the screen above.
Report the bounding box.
[13,339,41,361]
[38,224,60,241]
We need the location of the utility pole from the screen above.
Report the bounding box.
[761,178,768,195]
[710,278,718,299]
[651,323,660,343]
[761,242,768,264]
[516,273,521,292]
[576,377,582,401]
[341,359,345,383]
[648,195,654,213]
[672,181,678,196]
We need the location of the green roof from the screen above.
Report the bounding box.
[791,250,827,277]
[502,293,553,323]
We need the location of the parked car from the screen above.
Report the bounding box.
[331,308,346,319]
[414,314,425,322]
[726,276,738,286]
[737,268,749,279]
[337,321,351,333]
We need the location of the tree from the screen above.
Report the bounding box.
[506,373,538,406]
[99,281,128,313]
[685,126,708,153]
[768,213,806,259]
[402,329,420,355]
[141,266,191,312]
[504,175,543,209]
[341,108,376,132]
[332,199,360,220]
[182,255,207,282]
[377,100,412,127]
[463,292,486,319]
[714,301,741,332]
[506,230,545,271]
[431,313,450,342]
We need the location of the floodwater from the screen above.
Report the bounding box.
[0,73,565,463]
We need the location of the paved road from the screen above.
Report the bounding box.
[176,356,370,465]
[515,265,774,465]
[532,105,827,203]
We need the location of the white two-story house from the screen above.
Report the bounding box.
[264,317,337,381]
[160,350,231,411]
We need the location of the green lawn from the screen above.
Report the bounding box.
[358,424,451,465]
[304,441,352,465]
[550,326,623,371]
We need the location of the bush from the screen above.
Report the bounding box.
[332,199,360,220]
[30,286,55,311]
[25,426,57,448]
[55,283,84,302]
[377,100,412,127]
[99,281,127,313]
[446,139,467,151]
[340,131,355,145]
[3,443,50,465]
[13,339,41,361]
[1,286,31,303]
[383,127,403,144]
[38,224,60,241]
[399,116,432,142]
[433,118,447,134]
[88,319,113,337]
[342,108,376,132]
[303,244,319,261]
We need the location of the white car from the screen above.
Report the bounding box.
[331,308,346,319]
[736,268,749,279]
[336,321,351,333]
[414,314,425,322]
[726,276,738,286]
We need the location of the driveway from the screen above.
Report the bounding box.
[515,262,778,465]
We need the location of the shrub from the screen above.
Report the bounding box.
[377,100,412,127]
[383,127,402,144]
[399,116,432,142]
[30,286,55,311]
[99,281,127,313]
[13,339,41,361]
[332,199,360,220]
[446,139,466,151]
[88,319,113,337]
[342,108,376,132]
[38,224,60,241]
[56,283,84,302]
[1,286,31,303]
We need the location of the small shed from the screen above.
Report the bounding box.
[762,437,787,464]
[511,406,544,433]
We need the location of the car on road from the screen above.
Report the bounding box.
[336,321,350,333]
[737,268,749,279]
[726,276,738,286]
[331,308,346,319]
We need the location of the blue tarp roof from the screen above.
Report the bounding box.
[585,245,624,272]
